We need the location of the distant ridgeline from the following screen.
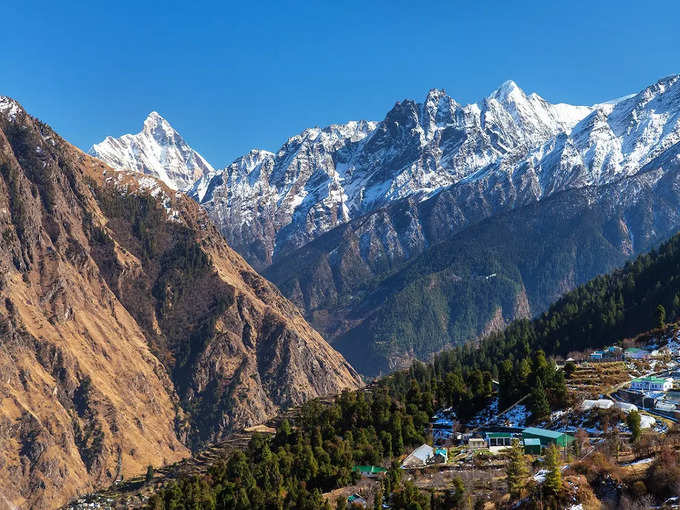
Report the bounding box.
[143,232,680,510]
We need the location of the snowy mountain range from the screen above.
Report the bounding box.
[89,111,214,191]
[192,75,679,271]
[89,75,680,373]
[90,77,680,269]
[188,81,598,268]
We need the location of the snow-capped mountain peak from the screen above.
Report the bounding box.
[90,112,214,191]
[187,81,597,268]
[489,79,522,101]
[90,76,680,273]
[0,96,23,122]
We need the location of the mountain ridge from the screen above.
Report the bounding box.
[0,96,360,509]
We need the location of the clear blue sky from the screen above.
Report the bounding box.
[3,0,678,167]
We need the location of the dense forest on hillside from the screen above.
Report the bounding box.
[386,229,680,410]
[145,231,680,509]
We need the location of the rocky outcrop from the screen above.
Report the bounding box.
[0,98,360,509]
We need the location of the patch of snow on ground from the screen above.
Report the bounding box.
[624,457,654,466]
[0,96,21,121]
[465,398,498,428]
[533,469,547,483]
[499,404,528,427]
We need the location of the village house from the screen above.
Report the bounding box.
[581,398,614,410]
[467,437,486,450]
[485,432,515,447]
[630,376,673,392]
[347,494,368,508]
[589,346,623,361]
[523,438,542,455]
[655,401,677,412]
[433,447,447,463]
[401,444,434,468]
[352,465,387,478]
[615,401,638,413]
[589,351,604,361]
[522,427,574,450]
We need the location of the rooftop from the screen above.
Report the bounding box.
[522,427,565,439]
[353,465,387,474]
[633,377,671,383]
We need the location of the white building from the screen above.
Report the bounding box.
[655,401,677,412]
[401,444,434,468]
[630,377,673,392]
[614,401,638,413]
[581,399,614,411]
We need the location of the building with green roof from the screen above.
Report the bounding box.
[485,431,515,447]
[630,376,673,392]
[353,465,387,476]
[522,438,542,455]
[522,427,574,448]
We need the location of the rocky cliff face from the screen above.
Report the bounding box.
[0,98,360,509]
[266,159,680,374]
[189,75,677,274]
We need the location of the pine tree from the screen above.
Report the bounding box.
[544,444,562,495]
[373,484,383,510]
[530,379,550,421]
[657,304,667,329]
[627,410,642,443]
[145,464,154,484]
[506,439,528,498]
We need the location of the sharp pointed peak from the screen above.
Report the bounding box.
[0,95,24,121]
[426,88,447,100]
[489,80,526,101]
[143,111,169,126]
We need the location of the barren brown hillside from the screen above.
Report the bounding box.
[0,97,361,509]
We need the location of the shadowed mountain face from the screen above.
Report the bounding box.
[265,161,680,375]
[0,97,360,509]
[186,82,592,270]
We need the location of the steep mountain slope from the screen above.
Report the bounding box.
[120,228,680,510]
[189,83,590,269]
[264,75,680,374]
[0,97,360,509]
[274,161,680,374]
[89,112,214,191]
